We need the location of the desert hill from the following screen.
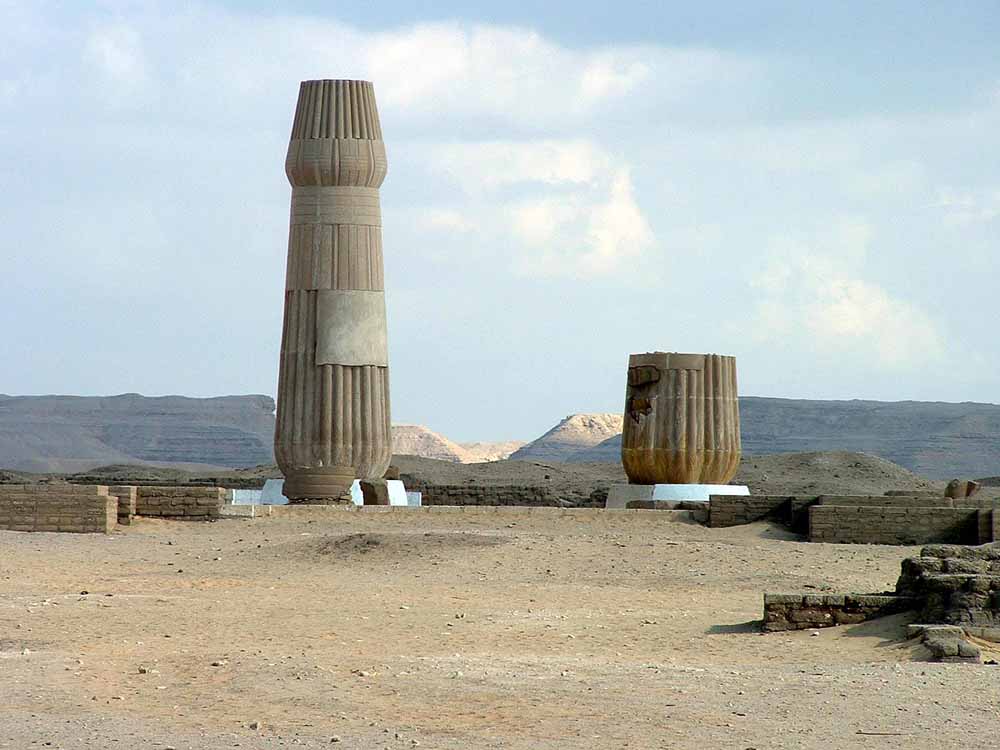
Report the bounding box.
[391,424,469,462]
[508,413,622,463]
[390,426,523,463]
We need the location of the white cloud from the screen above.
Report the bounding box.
[429,139,610,191]
[360,24,740,123]
[748,222,945,368]
[2,3,998,411]
[419,208,474,233]
[431,138,654,278]
[579,169,654,275]
[507,168,653,277]
[510,196,581,246]
[84,24,147,87]
[579,54,650,103]
[933,186,1000,226]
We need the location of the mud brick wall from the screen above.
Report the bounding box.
[108,485,137,523]
[0,485,117,533]
[134,486,228,519]
[896,544,1000,627]
[818,495,1000,510]
[407,484,559,507]
[808,505,981,545]
[709,496,817,528]
[763,593,916,632]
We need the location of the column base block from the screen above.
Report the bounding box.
[606,483,749,509]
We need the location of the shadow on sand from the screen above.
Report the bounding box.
[705,620,761,634]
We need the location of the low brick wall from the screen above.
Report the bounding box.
[808,505,982,545]
[713,493,1000,546]
[109,485,137,524]
[709,495,817,530]
[819,494,997,509]
[134,486,228,519]
[763,593,916,632]
[406,483,560,507]
[0,484,117,533]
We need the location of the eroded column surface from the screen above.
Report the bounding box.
[621,352,741,485]
[275,80,391,501]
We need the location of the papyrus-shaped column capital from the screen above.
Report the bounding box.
[285,80,388,188]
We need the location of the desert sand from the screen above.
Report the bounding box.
[3,506,1000,749]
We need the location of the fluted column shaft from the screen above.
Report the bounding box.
[275,80,392,501]
[621,352,741,485]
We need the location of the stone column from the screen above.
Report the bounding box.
[621,352,741,485]
[275,80,392,502]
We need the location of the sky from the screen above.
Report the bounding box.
[1,1,998,442]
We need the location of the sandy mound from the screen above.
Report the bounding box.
[735,451,944,496]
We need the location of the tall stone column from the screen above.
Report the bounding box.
[274,80,392,502]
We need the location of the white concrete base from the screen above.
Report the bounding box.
[606,483,749,510]
[350,479,415,506]
[231,479,288,505]
[231,478,419,507]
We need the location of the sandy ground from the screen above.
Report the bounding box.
[3,511,1000,749]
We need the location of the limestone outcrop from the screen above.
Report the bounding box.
[508,414,622,463]
[391,425,470,463]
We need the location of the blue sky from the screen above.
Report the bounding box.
[2,1,998,441]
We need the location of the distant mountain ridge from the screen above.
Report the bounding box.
[0,393,275,473]
[0,395,522,472]
[541,398,1000,479]
[3,394,999,479]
